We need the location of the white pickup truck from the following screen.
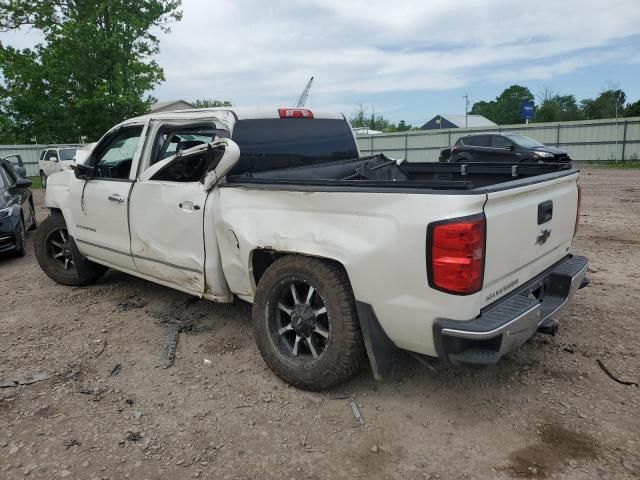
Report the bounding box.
[35,107,589,390]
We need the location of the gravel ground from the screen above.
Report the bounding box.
[1,167,639,480]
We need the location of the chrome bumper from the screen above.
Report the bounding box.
[434,255,589,365]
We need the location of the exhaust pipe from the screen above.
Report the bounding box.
[537,319,559,336]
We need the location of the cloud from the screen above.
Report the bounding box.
[3,0,640,111]
[152,0,640,105]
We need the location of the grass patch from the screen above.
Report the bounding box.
[28,176,43,189]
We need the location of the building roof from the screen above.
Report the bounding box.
[422,114,497,129]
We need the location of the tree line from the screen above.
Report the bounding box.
[470,84,640,125]
[352,85,640,133]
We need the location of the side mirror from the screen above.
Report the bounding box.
[74,163,95,179]
[202,139,240,190]
[49,156,58,162]
[9,177,32,192]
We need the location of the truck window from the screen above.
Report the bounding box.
[91,126,143,180]
[151,125,226,166]
[230,118,358,174]
[150,149,208,183]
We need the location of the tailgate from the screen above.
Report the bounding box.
[481,171,579,304]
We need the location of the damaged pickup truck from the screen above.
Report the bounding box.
[35,107,589,390]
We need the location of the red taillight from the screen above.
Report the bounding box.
[574,184,581,238]
[278,108,314,119]
[451,145,460,152]
[427,215,485,295]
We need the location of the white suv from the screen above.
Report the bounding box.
[39,145,81,188]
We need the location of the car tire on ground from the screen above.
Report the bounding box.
[28,201,37,231]
[252,255,365,391]
[34,212,108,286]
[14,217,27,257]
[40,171,47,189]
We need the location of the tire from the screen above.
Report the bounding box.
[252,255,365,390]
[40,171,47,189]
[34,212,108,286]
[14,217,27,257]
[28,201,37,231]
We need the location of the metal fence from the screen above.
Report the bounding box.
[3,117,640,176]
[0,144,46,177]
[356,117,640,163]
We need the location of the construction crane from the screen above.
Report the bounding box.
[295,76,314,107]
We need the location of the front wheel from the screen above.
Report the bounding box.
[34,213,108,286]
[14,217,27,257]
[28,201,38,231]
[253,255,365,390]
[40,172,47,189]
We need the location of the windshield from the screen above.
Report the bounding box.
[505,134,545,148]
[230,118,358,174]
[59,148,77,161]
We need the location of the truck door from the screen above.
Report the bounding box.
[68,124,147,271]
[128,123,224,293]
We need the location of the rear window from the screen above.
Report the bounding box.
[230,118,358,174]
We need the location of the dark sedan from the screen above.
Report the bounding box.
[0,158,37,256]
[441,133,571,163]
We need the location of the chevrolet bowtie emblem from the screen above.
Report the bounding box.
[536,229,551,245]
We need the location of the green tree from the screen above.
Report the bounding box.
[580,89,626,120]
[624,99,640,117]
[0,0,182,143]
[470,85,534,125]
[535,89,580,122]
[394,120,412,132]
[350,104,396,132]
[193,99,233,108]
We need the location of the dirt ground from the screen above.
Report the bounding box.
[1,167,639,480]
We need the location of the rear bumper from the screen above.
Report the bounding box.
[433,255,589,365]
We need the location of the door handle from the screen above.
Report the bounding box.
[108,194,125,204]
[179,201,200,211]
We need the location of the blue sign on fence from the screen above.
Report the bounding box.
[520,101,535,120]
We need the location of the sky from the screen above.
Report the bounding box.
[3,0,640,126]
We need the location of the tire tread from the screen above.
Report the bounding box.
[252,255,365,390]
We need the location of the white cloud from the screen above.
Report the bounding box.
[3,0,640,109]
[151,0,640,105]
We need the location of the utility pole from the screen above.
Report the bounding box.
[463,93,469,128]
[615,91,621,164]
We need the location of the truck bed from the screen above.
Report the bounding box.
[226,154,574,191]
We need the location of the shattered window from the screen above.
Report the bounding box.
[150,150,208,183]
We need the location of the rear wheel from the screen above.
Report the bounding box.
[253,255,365,390]
[40,171,47,189]
[34,213,108,286]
